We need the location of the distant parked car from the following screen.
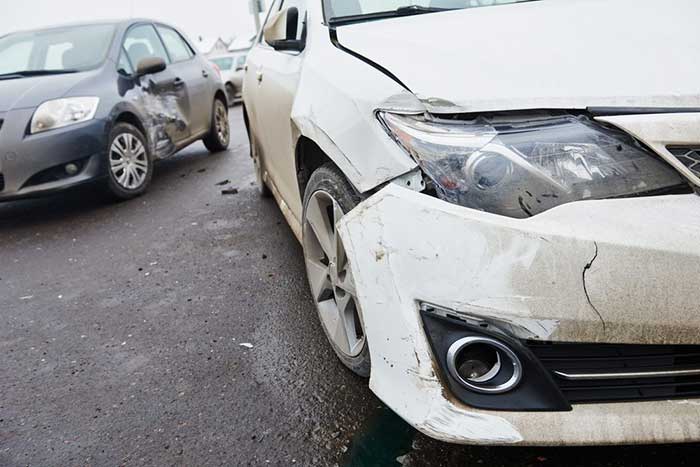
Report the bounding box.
[210,53,247,106]
[0,19,230,202]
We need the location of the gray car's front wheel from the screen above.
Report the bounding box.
[302,164,370,377]
[104,123,153,201]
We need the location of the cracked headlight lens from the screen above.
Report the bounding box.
[31,97,100,134]
[379,112,685,218]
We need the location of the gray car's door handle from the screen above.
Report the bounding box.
[202,70,209,78]
[173,77,185,88]
[256,70,263,83]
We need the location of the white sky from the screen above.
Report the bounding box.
[0,0,264,44]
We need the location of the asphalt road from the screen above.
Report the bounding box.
[1,108,698,466]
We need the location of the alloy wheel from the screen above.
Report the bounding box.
[303,190,365,358]
[215,101,230,145]
[110,133,149,190]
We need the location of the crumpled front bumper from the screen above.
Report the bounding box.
[337,184,700,445]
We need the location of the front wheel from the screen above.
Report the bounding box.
[203,98,230,153]
[104,123,153,201]
[302,164,370,377]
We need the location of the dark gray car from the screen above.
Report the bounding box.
[0,20,230,201]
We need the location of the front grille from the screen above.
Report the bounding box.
[668,147,700,177]
[527,341,700,404]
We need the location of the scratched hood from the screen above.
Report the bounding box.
[335,0,700,113]
[0,71,92,112]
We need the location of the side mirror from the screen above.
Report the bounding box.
[136,57,167,76]
[263,7,304,52]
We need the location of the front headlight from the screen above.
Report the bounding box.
[379,112,685,218]
[31,97,100,134]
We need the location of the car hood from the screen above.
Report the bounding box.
[335,0,700,113]
[0,72,93,112]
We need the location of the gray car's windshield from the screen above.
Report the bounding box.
[0,24,115,77]
[326,0,539,24]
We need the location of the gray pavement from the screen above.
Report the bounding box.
[1,108,697,466]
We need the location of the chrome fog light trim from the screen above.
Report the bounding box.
[446,336,523,394]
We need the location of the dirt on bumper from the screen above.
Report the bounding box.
[337,184,700,445]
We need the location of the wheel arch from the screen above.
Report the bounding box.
[295,135,342,201]
[113,111,148,140]
[214,89,228,106]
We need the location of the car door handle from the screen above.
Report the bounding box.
[256,70,263,83]
[173,77,185,88]
[202,70,209,78]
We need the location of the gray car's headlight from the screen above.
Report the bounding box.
[31,97,100,134]
[379,112,685,218]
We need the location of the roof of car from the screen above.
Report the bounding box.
[2,19,176,37]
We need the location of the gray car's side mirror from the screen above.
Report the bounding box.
[263,7,304,52]
[136,57,167,76]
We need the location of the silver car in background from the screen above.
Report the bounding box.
[211,53,247,106]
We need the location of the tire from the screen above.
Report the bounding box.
[203,98,230,153]
[225,83,236,107]
[104,123,153,201]
[249,129,272,198]
[302,163,370,377]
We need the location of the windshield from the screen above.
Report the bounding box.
[0,24,115,76]
[326,0,538,23]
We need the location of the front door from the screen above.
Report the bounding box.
[124,23,190,156]
[252,0,308,221]
[156,25,212,137]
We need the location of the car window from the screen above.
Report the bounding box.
[211,57,234,70]
[259,0,283,43]
[117,48,134,74]
[123,24,170,69]
[44,42,73,69]
[157,26,194,63]
[0,40,32,74]
[0,24,115,74]
[326,0,538,20]
[280,0,307,41]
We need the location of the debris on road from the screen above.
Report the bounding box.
[221,187,239,195]
[239,343,253,349]
[216,179,230,186]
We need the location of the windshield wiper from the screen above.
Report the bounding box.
[0,69,80,80]
[329,5,454,26]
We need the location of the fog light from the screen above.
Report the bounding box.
[447,336,522,394]
[65,163,80,176]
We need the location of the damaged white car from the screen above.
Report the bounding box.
[242,0,700,445]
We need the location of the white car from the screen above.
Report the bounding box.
[211,53,247,105]
[243,0,700,446]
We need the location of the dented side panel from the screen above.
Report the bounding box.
[288,8,418,196]
[338,185,700,444]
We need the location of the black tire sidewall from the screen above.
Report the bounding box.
[225,83,236,106]
[203,98,230,152]
[105,123,153,200]
[250,130,272,197]
[303,164,370,378]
